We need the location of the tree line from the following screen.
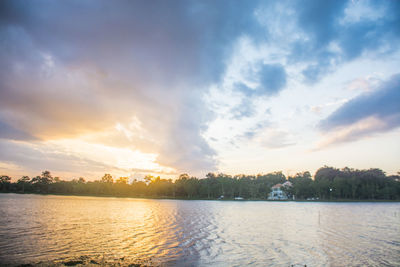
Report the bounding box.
[1,167,399,200]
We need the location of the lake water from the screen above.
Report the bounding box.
[0,194,399,266]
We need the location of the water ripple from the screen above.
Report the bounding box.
[0,194,399,266]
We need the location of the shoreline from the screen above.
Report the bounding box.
[2,192,399,202]
[2,255,154,267]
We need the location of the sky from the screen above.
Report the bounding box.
[0,0,399,181]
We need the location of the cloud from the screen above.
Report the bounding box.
[1,0,399,177]
[230,101,255,120]
[240,121,296,149]
[0,140,124,178]
[288,0,400,83]
[258,129,296,149]
[317,116,395,148]
[156,91,218,174]
[258,64,287,95]
[232,63,287,97]
[296,0,347,47]
[229,89,256,120]
[0,0,264,175]
[318,73,400,146]
[252,1,399,85]
[345,75,383,92]
[241,120,270,140]
[233,83,256,98]
[0,119,36,141]
[310,98,348,114]
[227,64,286,122]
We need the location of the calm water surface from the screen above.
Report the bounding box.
[0,193,399,266]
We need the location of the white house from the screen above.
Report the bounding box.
[268,181,292,200]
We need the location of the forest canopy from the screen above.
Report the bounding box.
[1,167,399,200]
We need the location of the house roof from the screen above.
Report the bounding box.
[271,183,282,189]
[282,181,293,187]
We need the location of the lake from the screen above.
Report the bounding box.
[0,194,399,266]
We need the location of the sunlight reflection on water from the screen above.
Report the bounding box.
[0,194,399,266]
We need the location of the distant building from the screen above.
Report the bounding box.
[268,181,292,200]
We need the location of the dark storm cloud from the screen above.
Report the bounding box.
[1,0,264,86]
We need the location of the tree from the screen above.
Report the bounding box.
[17,176,30,193]
[41,170,54,184]
[28,171,54,193]
[18,176,30,183]
[288,172,315,199]
[101,174,113,183]
[0,167,398,200]
[0,175,11,183]
[184,177,199,198]
[144,175,154,185]
[116,177,128,184]
[0,175,12,191]
[179,173,190,180]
